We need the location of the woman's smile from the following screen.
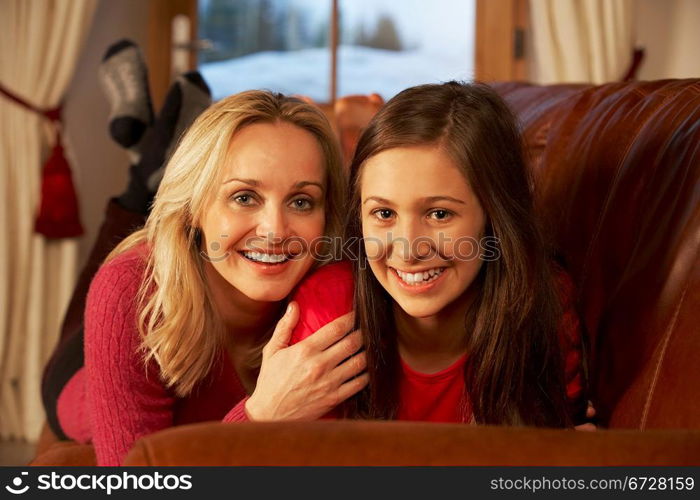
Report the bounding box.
[200,121,326,302]
[237,249,295,275]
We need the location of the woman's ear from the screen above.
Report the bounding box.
[187,222,202,247]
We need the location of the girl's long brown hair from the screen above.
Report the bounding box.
[344,82,570,426]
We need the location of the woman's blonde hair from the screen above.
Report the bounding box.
[107,90,345,396]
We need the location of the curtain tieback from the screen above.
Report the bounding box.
[0,82,84,239]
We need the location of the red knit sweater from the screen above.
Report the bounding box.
[57,246,249,466]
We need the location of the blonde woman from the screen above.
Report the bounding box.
[51,91,368,466]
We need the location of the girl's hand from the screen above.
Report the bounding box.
[574,401,597,431]
[245,302,368,421]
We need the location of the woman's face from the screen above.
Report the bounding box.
[200,121,326,302]
[360,144,487,318]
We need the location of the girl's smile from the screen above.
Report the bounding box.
[389,265,448,293]
[361,144,486,319]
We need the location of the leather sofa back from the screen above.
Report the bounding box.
[124,420,700,465]
[494,80,700,429]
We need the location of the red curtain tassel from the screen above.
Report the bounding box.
[34,138,84,238]
[0,83,84,239]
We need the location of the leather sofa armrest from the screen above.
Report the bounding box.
[29,441,96,466]
[124,421,700,466]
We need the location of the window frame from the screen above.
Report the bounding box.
[147,0,528,107]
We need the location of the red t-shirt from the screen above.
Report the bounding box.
[398,353,470,422]
[290,261,586,424]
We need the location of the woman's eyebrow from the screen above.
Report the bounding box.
[221,178,324,192]
[294,181,324,191]
[223,177,259,186]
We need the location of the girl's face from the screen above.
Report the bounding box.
[200,121,326,302]
[360,144,487,318]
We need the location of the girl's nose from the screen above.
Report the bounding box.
[390,219,424,262]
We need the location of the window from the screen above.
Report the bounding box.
[198,0,332,101]
[197,0,475,103]
[336,0,475,99]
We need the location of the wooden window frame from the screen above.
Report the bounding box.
[147,0,198,109]
[146,0,528,107]
[475,0,529,82]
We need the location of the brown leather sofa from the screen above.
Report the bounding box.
[31,79,700,466]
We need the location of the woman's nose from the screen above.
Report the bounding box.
[255,206,289,244]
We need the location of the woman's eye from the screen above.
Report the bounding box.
[429,209,452,221]
[232,193,257,206]
[373,209,395,220]
[291,198,313,211]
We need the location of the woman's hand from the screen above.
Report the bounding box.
[574,401,597,431]
[245,302,368,421]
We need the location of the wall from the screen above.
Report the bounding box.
[635,0,700,80]
[64,0,150,265]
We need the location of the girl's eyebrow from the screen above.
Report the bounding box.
[363,196,393,205]
[363,195,465,205]
[422,196,465,205]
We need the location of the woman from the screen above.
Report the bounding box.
[55,90,368,465]
[290,82,591,427]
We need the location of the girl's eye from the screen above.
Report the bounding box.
[291,198,313,211]
[372,208,395,220]
[429,209,452,221]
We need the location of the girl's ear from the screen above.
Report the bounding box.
[484,217,494,238]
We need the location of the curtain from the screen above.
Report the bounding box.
[0,0,97,441]
[529,0,634,84]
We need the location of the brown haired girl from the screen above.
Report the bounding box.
[289,81,591,427]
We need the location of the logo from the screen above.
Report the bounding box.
[200,236,231,262]
[5,472,29,495]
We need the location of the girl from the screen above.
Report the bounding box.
[53,90,368,465]
[290,82,589,426]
